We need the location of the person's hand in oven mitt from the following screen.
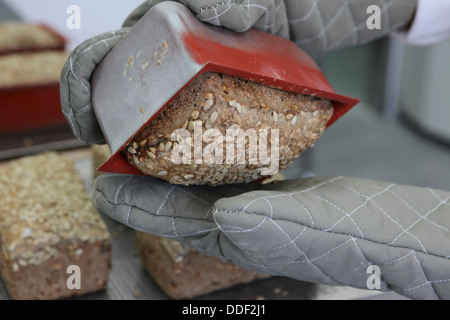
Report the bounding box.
[60,0,450,300]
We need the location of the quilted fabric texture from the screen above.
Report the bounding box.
[93,175,450,300]
[60,0,417,144]
[60,29,129,145]
[181,0,417,57]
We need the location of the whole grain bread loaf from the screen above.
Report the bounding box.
[0,51,68,88]
[123,72,333,185]
[135,232,269,299]
[0,22,64,54]
[0,152,111,300]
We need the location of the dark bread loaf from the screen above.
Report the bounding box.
[0,152,111,300]
[123,72,333,185]
[135,232,269,299]
[0,22,64,54]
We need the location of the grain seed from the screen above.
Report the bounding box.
[292,116,298,125]
[273,111,278,122]
[188,121,195,131]
[191,109,200,120]
[203,98,214,111]
[235,102,243,114]
[210,111,219,123]
[127,146,137,154]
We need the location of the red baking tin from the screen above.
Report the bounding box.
[0,82,67,134]
[0,23,67,134]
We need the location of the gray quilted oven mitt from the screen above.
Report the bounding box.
[60,1,450,300]
[93,175,450,300]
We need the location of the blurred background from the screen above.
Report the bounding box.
[293,34,450,192]
[0,0,449,301]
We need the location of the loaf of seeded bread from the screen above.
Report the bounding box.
[0,22,64,54]
[0,152,111,300]
[123,72,333,185]
[0,51,68,88]
[135,232,269,299]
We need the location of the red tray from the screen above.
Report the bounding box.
[0,23,67,134]
[0,82,67,134]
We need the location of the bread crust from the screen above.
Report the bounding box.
[123,72,333,185]
[135,232,269,299]
[0,152,111,299]
[0,51,68,88]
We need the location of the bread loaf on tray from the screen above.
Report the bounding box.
[0,22,64,54]
[135,232,269,299]
[0,152,111,300]
[123,72,333,185]
[0,51,68,88]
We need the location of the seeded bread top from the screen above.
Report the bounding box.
[0,22,62,52]
[0,51,68,88]
[123,72,333,185]
[0,152,110,267]
[133,72,332,143]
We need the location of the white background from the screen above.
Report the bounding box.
[3,0,144,49]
